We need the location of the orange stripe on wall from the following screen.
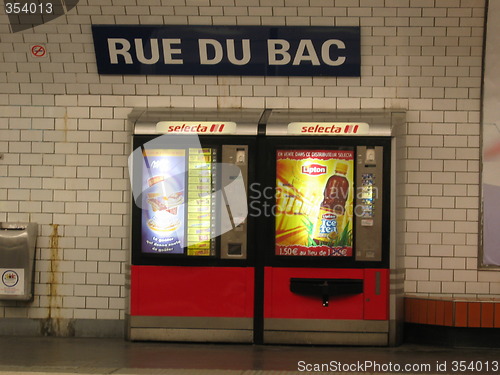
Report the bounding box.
[495,304,500,328]
[418,299,428,324]
[444,301,453,327]
[435,300,445,326]
[406,299,418,323]
[427,300,436,325]
[468,303,481,328]
[404,299,412,323]
[454,302,468,327]
[405,298,500,328]
[481,303,494,328]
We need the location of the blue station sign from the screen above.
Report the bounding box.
[91,25,360,77]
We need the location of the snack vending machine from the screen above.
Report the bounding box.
[257,110,402,346]
[127,109,260,342]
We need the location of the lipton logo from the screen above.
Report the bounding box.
[322,213,335,220]
[302,164,327,175]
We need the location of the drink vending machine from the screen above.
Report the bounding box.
[256,109,403,346]
[128,108,404,345]
[128,108,260,342]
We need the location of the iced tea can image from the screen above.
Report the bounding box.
[313,207,338,243]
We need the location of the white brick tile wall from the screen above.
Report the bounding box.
[0,0,494,322]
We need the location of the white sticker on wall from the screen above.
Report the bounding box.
[0,269,24,296]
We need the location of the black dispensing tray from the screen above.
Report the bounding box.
[290,278,363,307]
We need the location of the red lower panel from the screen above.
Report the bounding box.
[363,268,389,320]
[131,266,254,318]
[264,267,388,320]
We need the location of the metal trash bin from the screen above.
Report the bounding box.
[0,222,38,301]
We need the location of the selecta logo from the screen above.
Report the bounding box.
[288,122,370,136]
[167,124,224,133]
[300,124,359,134]
[156,121,237,134]
[302,164,327,175]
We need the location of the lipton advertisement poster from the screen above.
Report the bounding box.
[275,149,354,256]
[142,149,186,254]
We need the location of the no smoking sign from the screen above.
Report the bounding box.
[31,45,46,57]
[29,44,48,60]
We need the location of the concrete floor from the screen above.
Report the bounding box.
[1,337,500,375]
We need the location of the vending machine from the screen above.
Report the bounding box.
[256,109,403,346]
[127,108,261,342]
[127,108,403,346]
